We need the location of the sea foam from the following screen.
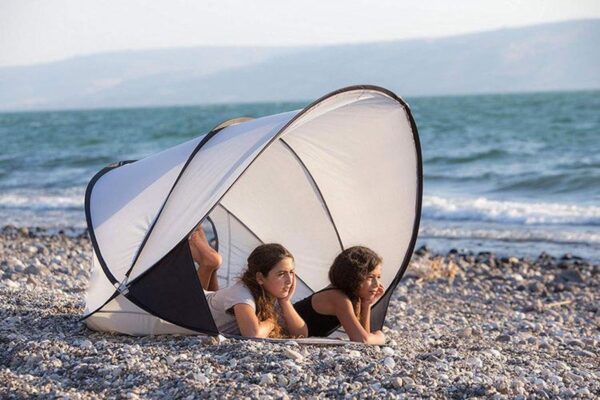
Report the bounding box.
[422,195,600,226]
[0,188,84,210]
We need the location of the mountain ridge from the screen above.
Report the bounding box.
[1,19,598,111]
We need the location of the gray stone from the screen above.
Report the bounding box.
[283,348,303,362]
[193,373,209,385]
[348,350,361,358]
[528,281,545,294]
[554,270,584,284]
[388,377,401,389]
[25,246,38,255]
[277,375,289,386]
[165,355,176,366]
[260,373,274,385]
[496,334,511,342]
[466,357,483,368]
[567,339,585,348]
[78,339,94,350]
[401,376,415,386]
[458,327,472,338]
[382,347,395,356]
[24,264,40,275]
[383,357,396,369]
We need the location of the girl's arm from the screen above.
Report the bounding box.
[233,304,274,338]
[278,301,308,338]
[358,300,371,333]
[358,283,384,332]
[332,294,385,345]
[278,274,308,337]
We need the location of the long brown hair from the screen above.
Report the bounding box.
[240,243,294,338]
[328,246,382,315]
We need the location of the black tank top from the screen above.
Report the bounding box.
[293,288,341,337]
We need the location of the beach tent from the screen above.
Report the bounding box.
[82,85,422,337]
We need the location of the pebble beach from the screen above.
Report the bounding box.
[1,226,598,399]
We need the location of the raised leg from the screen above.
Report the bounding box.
[189,226,222,291]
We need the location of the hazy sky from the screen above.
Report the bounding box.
[2,0,599,67]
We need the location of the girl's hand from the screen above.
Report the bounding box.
[361,283,385,307]
[374,283,385,301]
[279,274,296,304]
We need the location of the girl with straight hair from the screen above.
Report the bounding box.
[189,227,307,338]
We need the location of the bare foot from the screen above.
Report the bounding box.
[189,226,222,290]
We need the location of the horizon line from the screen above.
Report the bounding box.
[1,87,598,115]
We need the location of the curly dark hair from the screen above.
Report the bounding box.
[328,246,383,313]
[240,243,293,338]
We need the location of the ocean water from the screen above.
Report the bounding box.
[1,91,598,261]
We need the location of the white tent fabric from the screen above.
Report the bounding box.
[83,85,422,336]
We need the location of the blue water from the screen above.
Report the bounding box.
[1,91,599,261]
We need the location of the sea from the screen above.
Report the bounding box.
[1,90,598,262]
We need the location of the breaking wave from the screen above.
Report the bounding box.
[422,195,600,226]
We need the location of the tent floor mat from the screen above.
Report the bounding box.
[224,330,358,346]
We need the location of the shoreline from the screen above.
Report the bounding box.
[2,223,598,264]
[1,229,598,398]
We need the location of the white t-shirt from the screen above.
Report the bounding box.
[205,281,255,335]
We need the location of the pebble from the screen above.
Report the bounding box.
[283,348,303,362]
[277,375,289,386]
[4,279,20,289]
[381,347,395,356]
[1,229,598,399]
[555,270,584,284]
[25,245,38,254]
[495,378,509,394]
[78,339,94,350]
[466,357,483,368]
[24,264,40,275]
[486,349,502,359]
[348,350,361,358]
[496,334,511,342]
[383,357,396,369]
[193,373,209,385]
[260,373,275,385]
[209,335,227,345]
[165,355,176,366]
[458,327,472,338]
[567,339,585,348]
[402,376,415,386]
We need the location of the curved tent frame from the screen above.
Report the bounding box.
[83,85,423,337]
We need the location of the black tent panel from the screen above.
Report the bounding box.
[370,287,394,331]
[126,239,219,335]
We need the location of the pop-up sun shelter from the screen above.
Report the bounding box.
[83,85,422,338]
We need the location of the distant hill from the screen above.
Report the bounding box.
[1,19,599,111]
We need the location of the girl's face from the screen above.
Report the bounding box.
[257,257,295,299]
[357,263,382,301]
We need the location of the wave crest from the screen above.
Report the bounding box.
[422,195,600,226]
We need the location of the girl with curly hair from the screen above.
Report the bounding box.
[293,246,386,344]
[190,228,307,338]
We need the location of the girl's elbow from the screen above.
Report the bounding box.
[239,326,263,338]
[296,326,308,338]
[349,332,371,344]
[353,332,385,345]
[368,331,386,345]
